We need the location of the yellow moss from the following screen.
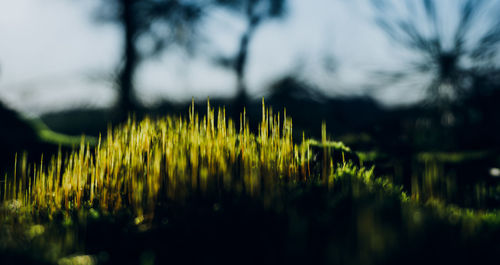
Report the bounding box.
[1,99,315,219]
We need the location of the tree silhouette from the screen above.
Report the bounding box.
[214,0,287,102]
[96,0,206,115]
[370,0,500,105]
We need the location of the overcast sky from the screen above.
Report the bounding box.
[0,0,423,115]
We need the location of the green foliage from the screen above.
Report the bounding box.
[0,99,499,264]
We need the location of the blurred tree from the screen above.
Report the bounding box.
[214,0,287,103]
[95,0,207,116]
[370,0,500,105]
[368,0,500,150]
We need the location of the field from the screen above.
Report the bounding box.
[1,100,499,265]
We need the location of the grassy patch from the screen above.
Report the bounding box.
[1,99,499,264]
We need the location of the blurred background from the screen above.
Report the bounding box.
[1,0,500,209]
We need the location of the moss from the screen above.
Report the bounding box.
[0,99,499,264]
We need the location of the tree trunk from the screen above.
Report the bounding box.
[234,14,260,108]
[117,0,139,118]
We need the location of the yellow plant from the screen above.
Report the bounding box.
[1,99,324,222]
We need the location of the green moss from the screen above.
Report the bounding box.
[0,99,499,264]
[416,151,490,163]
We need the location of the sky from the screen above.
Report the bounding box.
[0,0,423,116]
